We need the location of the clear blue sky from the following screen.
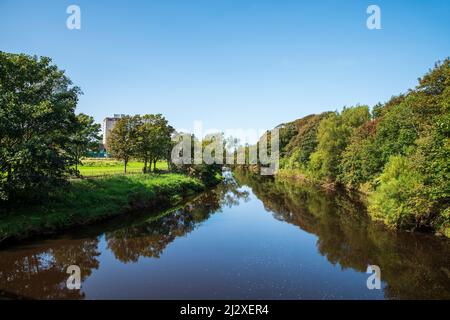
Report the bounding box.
[1,0,449,134]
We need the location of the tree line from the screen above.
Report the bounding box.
[106,114,174,174]
[0,52,221,205]
[275,59,449,236]
[106,120,225,186]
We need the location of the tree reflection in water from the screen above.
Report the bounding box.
[0,171,449,299]
[0,172,249,298]
[106,173,249,262]
[0,238,99,299]
[233,169,450,300]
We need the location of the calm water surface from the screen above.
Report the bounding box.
[0,171,449,299]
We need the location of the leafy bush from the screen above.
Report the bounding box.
[368,156,430,230]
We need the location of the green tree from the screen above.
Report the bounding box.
[373,96,420,166]
[282,113,329,170]
[136,114,174,173]
[0,52,80,203]
[149,115,174,171]
[70,113,101,172]
[368,155,429,229]
[106,116,140,174]
[365,60,449,233]
[308,106,370,180]
[136,115,156,173]
[339,120,380,189]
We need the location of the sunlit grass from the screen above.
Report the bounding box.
[77,158,168,177]
[0,173,204,243]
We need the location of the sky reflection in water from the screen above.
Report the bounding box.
[0,171,449,299]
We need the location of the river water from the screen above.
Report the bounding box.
[0,171,449,299]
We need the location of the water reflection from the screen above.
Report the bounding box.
[106,175,249,263]
[0,171,449,299]
[233,169,450,300]
[0,173,249,299]
[0,238,99,299]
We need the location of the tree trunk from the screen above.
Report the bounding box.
[143,159,148,174]
[149,157,154,172]
[124,160,128,174]
[75,146,80,172]
[153,159,157,171]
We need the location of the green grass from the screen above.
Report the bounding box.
[0,173,205,243]
[77,159,168,177]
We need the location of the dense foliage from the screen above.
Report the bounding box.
[106,114,175,174]
[0,52,100,204]
[278,59,449,236]
[70,113,102,172]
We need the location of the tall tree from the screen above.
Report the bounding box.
[135,114,174,173]
[135,116,154,173]
[106,116,139,174]
[152,115,175,171]
[70,113,101,172]
[0,52,80,203]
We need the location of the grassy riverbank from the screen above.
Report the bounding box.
[77,159,168,177]
[0,173,206,244]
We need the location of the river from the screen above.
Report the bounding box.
[0,170,449,299]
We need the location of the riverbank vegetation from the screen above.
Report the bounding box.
[272,59,449,237]
[1,51,448,239]
[0,52,223,243]
[0,173,205,244]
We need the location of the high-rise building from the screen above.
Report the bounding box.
[102,114,126,146]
